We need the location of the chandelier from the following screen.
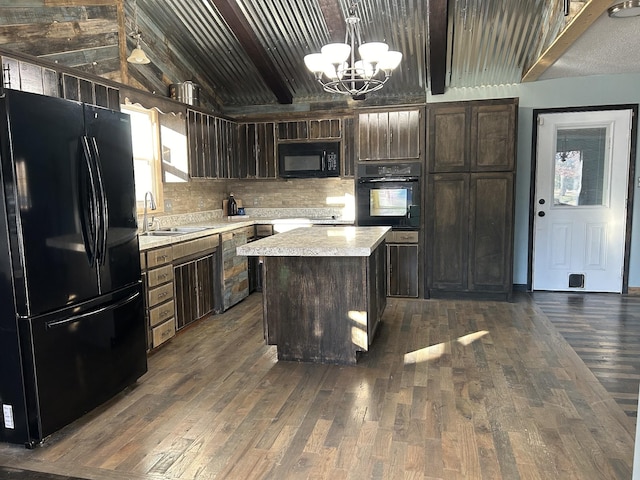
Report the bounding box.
[303,10,402,99]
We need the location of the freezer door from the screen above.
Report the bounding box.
[83,105,141,293]
[19,283,147,443]
[2,90,100,316]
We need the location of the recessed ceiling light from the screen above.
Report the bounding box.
[608,0,640,18]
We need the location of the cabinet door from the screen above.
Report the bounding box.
[187,110,206,178]
[174,254,216,329]
[222,229,249,310]
[358,112,388,160]
[428,105,469,173]
[174,261,197,330]
[359,110,421,160]
[470,103,516,171]
[387,244,419,297]
[468,173,514,292]
[388,110,421,159]
[256,122,276,178]
[216,118,231,178]
[237,123,254,178]
[203,115,217,178]
[429,173,469,291]
[196,255,215,317]
[342,116,355,177]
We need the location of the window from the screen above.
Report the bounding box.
[120,103,164,213]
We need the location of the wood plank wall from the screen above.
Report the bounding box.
[0,1,123,82]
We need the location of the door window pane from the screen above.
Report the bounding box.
[554,127,609,207]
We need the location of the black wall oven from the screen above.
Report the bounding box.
[356,162,421,230]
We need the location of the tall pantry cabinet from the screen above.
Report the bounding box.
[426,99,517,298]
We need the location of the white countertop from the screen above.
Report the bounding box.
[137,217,353,251]
[236,226,391,257]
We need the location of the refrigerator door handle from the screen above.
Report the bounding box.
[89,137,109,266]
[80,136,100,267]
[44,290,141,329]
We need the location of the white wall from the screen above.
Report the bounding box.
[426,73,640,287]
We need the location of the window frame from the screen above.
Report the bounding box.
[121,102,165,215]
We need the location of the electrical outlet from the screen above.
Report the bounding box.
[164,199,173,212]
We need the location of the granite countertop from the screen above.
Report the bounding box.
[137,216,354,251]
[236,226,391,257]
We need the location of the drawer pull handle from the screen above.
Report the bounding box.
[160,309,170,317]
[158,292,168,298]
[158,274,168,280]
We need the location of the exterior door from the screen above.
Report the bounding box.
[532,109,633,292]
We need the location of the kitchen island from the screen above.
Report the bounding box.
[237,226,390,365]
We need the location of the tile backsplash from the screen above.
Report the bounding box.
[140,177,356,229]
[157,177,355,218]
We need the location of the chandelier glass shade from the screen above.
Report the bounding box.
[304,14,402,99]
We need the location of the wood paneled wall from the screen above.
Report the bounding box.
[0,1,123,82]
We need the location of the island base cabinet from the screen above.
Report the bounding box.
[262,243,386,365]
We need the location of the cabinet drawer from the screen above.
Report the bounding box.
[148,282,174,308]
[151,318,175,348]
[146,246,172,268]
[147,264,174,288]
[173,234,219,260]
[149,299,175,327]
[387,231,419,243]
[223,226,253,243]
[256,224,274,237]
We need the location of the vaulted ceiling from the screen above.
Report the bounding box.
[125,0,567,110]
[0,1,635,115]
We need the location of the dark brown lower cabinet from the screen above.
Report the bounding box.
[174,254,216,330]
[387,231,419,297]
[428,172,514,298]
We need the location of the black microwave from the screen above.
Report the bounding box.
[278,142,340,178]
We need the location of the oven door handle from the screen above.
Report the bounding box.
[358,176,419,183]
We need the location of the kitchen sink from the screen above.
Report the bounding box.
[163,226,210,232]
[139,230,183,236]
[140,226,210,237]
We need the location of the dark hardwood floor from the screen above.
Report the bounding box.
[0,292,635,479]
[532,291,640,418]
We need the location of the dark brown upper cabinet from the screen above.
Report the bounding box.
[428,101,516,173]
[358,109,422,161]
[238,122,276,179]
[277,118,341,141]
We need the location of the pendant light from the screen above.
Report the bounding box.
[127,33,150,65]
[127,0,150,65]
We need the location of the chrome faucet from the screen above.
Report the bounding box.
[142,191,157,233]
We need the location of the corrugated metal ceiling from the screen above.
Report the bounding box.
[125,0,568,111]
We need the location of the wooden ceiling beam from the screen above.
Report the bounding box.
[317,0,346,43]
[428,0,448,95]
[522,0,611,82]
[211,0,293,104]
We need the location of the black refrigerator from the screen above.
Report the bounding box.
[0,89,147,447]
